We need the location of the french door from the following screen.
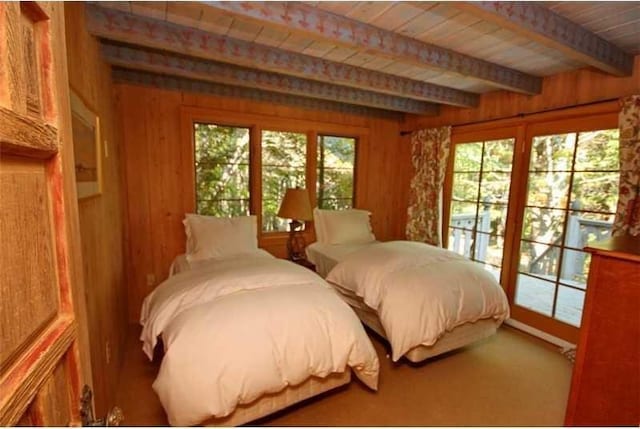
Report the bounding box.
[509,115,619,342]
[446,111,619,343]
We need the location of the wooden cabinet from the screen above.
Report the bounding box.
[565,235,640,426]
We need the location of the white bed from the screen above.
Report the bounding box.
[140,215,379,426]
[308,209,510,363]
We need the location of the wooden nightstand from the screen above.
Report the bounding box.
[291,257,316,272]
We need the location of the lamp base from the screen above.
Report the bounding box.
[287,220,307,261]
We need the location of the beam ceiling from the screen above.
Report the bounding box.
[112,68,405,120]
[86,4,478,109]
[199,1,542,94]
[102,43,439,114]
[456,1,634,76]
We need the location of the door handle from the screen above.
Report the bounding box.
[79,385,124,426]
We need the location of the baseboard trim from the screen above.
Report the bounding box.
[505,318,575,349]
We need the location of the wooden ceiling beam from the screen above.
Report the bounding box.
[86,4,478,108]
[199,1,542,94]
[101,43,439,114]
[112,68,406,120]
[456,2,634,76]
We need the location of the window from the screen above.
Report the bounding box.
[447,137,515,283]
[261,130,307,232]
[194,123,250,216]
[317,135,356,209]
[188,108,365,241]
[515,128,619,327]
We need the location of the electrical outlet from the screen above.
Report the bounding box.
[105,340,111,365]
[146,273,156,286]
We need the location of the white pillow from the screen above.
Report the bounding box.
[183,214,258,262]
[313,209,375,245]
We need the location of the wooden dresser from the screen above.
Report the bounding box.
[565,235,640,426]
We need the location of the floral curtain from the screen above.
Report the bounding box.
[613,95,640,237]
[405,126,451,246]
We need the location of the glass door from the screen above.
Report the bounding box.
[511,120,619,341]
[446,130,517,285]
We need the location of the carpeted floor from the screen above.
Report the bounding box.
[115,324,572,426]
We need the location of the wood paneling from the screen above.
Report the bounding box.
[404,55,640,130]
[0,157,58,372]
[64,3,128,416]
[116,83,411,321]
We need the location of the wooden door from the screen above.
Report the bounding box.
[0,2,93,425]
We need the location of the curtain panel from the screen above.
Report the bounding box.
[613,95,640,237]
[405,126,451,246]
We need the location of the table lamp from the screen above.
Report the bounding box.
[277,187,313,261]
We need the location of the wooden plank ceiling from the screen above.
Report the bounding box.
[88,1,639,116]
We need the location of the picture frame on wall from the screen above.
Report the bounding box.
[70,90,102,199]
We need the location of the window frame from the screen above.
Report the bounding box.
[181,106,368,253]
[443,102,619,343]
[444,125,523,288]
[192,121,252,218]
[316,134,358,210]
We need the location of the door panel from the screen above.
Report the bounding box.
[509,117,619,343]
[0,1,89,426]
[0,157,59,372]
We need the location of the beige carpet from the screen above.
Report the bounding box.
[116,325,572,426]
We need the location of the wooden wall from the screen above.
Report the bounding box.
[64,3,128,416]
[405,55,640,129]
[115,84,410,321]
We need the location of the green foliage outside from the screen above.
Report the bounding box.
[261,130,307,232]
[194,123,250,217]
[194,125,356,233]
[449,129,619,287]
[317,136,356,210]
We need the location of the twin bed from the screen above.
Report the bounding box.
[140,210,509,426]
[309,209,509,363]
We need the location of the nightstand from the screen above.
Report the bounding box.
[291,257,316,272]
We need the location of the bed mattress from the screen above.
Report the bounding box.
[203,371,351,426]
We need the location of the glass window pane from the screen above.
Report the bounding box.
[574,129,619,171]
[474,232,505,268]
[447,226,474,259]
[559,250,591,287]
[449,201,477,231]
[262,131,306,232]
[519,241,560,279]
[262,130,306,168]
[477,203,508,236]
[564,212,614,251]
[196,198,249,218]
[194,123,250,217]
[318,198,352,210]
[317,135,355,209]
[571,172,620,213]
[530,133,576,171]
[452,172,479,202]
[515,274,555,316]
[453,142,482,172]
[483,138,515,172]
[555,286,585,327]
[526,172,570,208]
[522,207,566,245]
[480,171,512,205]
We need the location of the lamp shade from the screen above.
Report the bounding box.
[277,188,313,221]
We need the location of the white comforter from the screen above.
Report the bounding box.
[140,251,379,426]
[326,241,510,361]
